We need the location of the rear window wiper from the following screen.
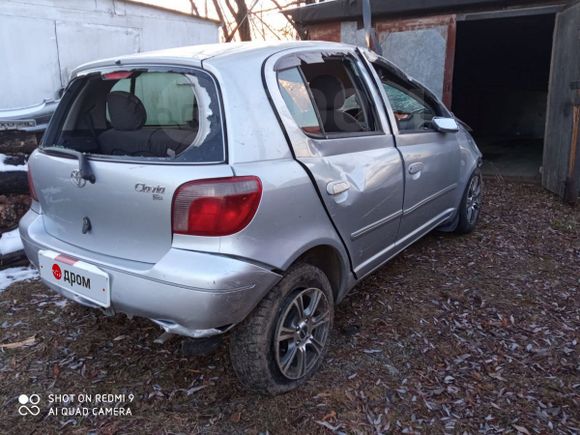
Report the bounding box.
[42,146,96,184]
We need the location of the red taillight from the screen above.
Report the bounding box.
[27,168,38,201]
[172,176,262,236]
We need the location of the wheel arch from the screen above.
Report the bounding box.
[286,243,353,304]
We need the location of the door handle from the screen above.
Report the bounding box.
[326,180,350,195]
[408,162,424,175]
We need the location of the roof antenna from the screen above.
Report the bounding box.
[362,0,382,55]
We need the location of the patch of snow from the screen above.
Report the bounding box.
[0,320,24,329]
[53,299,68,308]
[39,298,68,308]
[0,153,27,172]
[0,266,38,292]
[0,228,23,255]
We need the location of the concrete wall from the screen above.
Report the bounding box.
[0,0,219,109]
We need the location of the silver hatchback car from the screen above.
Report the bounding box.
[21,41,482,393]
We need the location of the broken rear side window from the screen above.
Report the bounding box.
[45,69,224,163]
[278,68,323,136]
[276,57,379,138]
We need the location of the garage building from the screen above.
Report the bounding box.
[287,0,580,199]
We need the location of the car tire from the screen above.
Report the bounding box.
[229,263,334,395]
[455,169,483,234]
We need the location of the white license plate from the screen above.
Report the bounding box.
[38,250,110,308]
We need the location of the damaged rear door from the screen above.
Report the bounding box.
[269,50,404,277]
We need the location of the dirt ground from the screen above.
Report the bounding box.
[1,179,578,434]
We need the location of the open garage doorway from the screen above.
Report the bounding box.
[452,13,556,180]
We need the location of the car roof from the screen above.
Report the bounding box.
[72,40,351,76]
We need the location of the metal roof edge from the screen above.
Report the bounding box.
[285,0,570,24]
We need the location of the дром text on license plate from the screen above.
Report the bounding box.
[38,250,110,308]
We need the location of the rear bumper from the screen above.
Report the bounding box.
[19,210,281,338]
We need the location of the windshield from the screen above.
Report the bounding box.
[43,68,224,163]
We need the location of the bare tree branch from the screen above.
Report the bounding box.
[223,0,237,18]
[211,0,234,40]
[255,1,302,13]
[224,0,259,41]
[188,0,200,16]
[234,0,251,41]
[213,0,305,42]
[250,11,282,40]
[270,0,300,34]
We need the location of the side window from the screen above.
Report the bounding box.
[301,58,377,135]
[277,68,323,136]
[374,65,439,133]
[276,56,379,137]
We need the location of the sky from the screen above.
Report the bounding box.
[132,0,299,41]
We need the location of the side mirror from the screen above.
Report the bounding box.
[432,117,459,133]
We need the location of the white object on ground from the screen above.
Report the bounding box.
[0,228,23,255]
[0,266,38,292]
[0,153,27,172]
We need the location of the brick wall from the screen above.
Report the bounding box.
[304,22,342,42]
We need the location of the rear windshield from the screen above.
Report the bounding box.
[43,68,224,163]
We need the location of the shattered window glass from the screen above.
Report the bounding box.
[47,69,224,163]
[373,63,439,133]
[381,81,436,132]
[383,84,426,114]
[277,68,322,136]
